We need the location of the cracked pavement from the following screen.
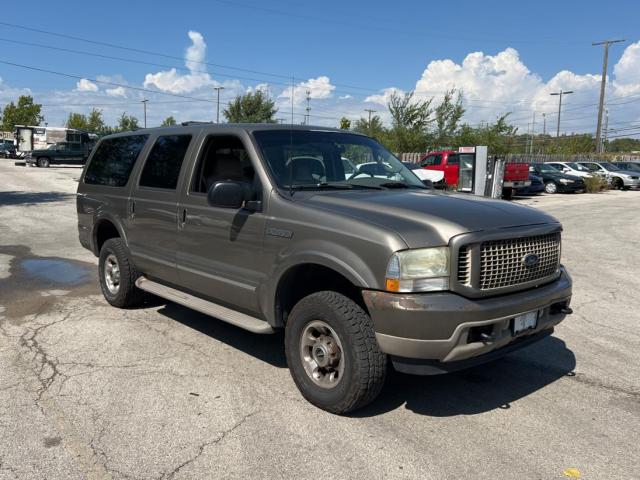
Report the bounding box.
[0,161,639,479]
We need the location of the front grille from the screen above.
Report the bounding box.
[478,232,560,290]
[457,245,471,285]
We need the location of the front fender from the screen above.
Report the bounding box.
[260,239,382,325]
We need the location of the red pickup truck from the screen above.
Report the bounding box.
[419,150,530,198]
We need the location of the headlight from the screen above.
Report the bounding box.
[385,247,450,293]
[559,178,573,184]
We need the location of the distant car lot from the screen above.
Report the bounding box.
[0,161,638,479]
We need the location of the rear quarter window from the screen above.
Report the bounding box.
[84,135,149,187]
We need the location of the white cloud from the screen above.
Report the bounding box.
[365,87,405,106]
[143,31,217,94]
[75,78,98,92]
[279,76,336,104]
[369,42,640,134]
[339,94,353,100]
[105,86,126,97]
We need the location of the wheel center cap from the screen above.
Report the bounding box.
[312,344,329,367]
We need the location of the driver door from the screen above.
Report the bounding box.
[177,134,267,314]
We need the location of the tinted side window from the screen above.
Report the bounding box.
[190,135,256,195]
[139,135,192,190]
[85,135,149,187]
[421,155,435,167]
[447,154,459,165]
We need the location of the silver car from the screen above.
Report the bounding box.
[577,161,640,190]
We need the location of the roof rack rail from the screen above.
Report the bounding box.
[181,121,214,126]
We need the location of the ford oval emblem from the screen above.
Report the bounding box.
[522,253,540,268]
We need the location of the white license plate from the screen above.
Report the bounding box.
[513,310,539,334]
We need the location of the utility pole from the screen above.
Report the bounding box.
[364,108,376,124]
[602,108,609,153]
[213,86,225,123]
[550,90,573,137]
[304,90,311,125]
[593,39,625,153]
[141,99,148,128]
[530,112,536,154]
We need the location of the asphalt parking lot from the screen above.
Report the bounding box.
[0,160,638,480]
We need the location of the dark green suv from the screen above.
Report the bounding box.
[27,142,90,168]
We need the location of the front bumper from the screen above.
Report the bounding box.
[362,268,572,369]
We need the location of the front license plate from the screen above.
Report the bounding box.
[513,310,539,335]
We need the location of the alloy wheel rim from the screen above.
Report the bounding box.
[104,254,121,294]
[299,320,345,389]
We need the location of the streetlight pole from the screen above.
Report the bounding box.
[213,86,225,123]
[593,39,625,152]
[550,90,573,137]
[141,99,148,128]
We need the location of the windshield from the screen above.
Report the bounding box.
[45,144,58,150]
[566,162,590,171]
[537,164,560,173]
[599,162,620,171]
[252,130,425,190]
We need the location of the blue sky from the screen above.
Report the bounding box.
[1,0,639,135]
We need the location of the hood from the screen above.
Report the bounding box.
[300,190,559,248]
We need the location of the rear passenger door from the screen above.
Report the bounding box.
[127,134,194,282]
[176,134,266,314]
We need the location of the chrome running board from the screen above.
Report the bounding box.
[135,277,274,334]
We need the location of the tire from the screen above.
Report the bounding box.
[544,181,558,194]
[98,238,144,308]
[612,178,624,190]
[285,291,387,414]
[502,188,514,200]
[37,157,50,168]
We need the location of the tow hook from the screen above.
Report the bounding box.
[480,332,496,343]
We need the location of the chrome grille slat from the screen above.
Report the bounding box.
[463,232,560,291]
[457,246,471,286]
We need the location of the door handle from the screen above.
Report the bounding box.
[129,200,135,220]
[179,208,187,227]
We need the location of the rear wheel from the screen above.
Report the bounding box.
[544,181,558,194]
[36,157,50,168]
[98,238,144,308]
[285,291,387,414]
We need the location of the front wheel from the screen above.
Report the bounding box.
[285,291,387,414]
[36,157,50,168]
[544,181,558,194]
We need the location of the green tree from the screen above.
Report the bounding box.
[65,108,105,133]
[353,115,386,142]
[339,117,351,130]
[115,112,139,132]
[1,95,44,130]
[161,116,177,126]
[66,112,89,130]
[385,91,434,152]
[223,90,277,123]
[87,108,105,132]
[434,89,465,146]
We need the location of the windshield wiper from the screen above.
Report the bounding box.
[289,182,383,191]
[378,181,425,189]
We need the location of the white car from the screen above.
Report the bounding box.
[546,162,593,179]
[403,163,445,184]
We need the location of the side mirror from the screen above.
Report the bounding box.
[207,181,249,209]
